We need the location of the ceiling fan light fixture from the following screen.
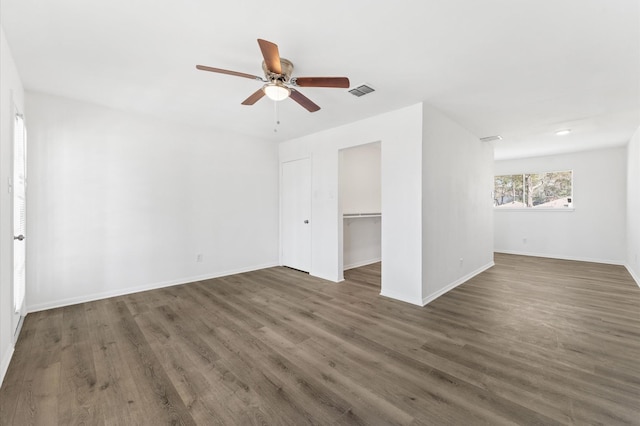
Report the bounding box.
[264,83,291,101]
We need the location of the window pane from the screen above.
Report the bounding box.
[525,171,572,208]
[494,174,524,208]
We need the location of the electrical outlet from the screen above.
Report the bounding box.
[459,257,464,266]
[523,238,527,244]
[196,253,203,263]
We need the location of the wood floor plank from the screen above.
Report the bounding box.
[0,313,40,426]
[57,303,103,425]
[285,298,560,425]
[134,312,245,425]
[254,325,416,425]
[86,300,146,425]
[2,254,639,425]
[110,300,196,425]
[208,277,311,344]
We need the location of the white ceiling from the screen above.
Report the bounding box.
[1,0,639,159]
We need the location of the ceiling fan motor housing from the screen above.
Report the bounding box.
[263,58,294,83]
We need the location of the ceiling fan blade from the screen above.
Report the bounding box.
[290,89,320,112]
[241,88,266,105]
[257,39,282,74]
[196,65,262,81]
[294,77,350,88]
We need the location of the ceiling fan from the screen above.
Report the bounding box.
[196,39,350,113]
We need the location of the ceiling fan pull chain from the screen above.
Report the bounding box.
[274,100,281,132]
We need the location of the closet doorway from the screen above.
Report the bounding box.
[339,142,381,287]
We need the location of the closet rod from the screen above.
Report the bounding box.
[343,213,381,218]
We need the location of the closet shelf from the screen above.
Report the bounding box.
[343,213,381,218]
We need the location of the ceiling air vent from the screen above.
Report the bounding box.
[479,135,502,142]
[349,84,375,97]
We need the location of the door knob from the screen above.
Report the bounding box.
[303,220,309,224]
[14,235,25,241]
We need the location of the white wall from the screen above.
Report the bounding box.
[279,104,424,304]
[627,127,640,285]
[342,217,381,269]
[0,26,25,385]
[340,142,381,214]
[340,142,381,270]
[422,105,495,304]
[25,92,279,312]
[495,147,627,264]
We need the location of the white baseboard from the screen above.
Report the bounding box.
[26,262,279,313]
[310,271,342,283]
[344,257,382,271]
[422,261,495,306]
[494,250,625,266]
[379,290,424,306]
[1,344,15,387]
[626,264,640,288]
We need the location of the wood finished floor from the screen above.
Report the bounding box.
[1,254,639,425]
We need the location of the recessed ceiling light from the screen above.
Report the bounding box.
[555,129,572,136]
[480,135,502,142]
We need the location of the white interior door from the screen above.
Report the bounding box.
[281,158,311,272]
[12,112,26,337]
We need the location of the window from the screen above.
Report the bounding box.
[494,170,573,209]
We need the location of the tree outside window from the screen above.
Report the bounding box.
[494,174,524,207]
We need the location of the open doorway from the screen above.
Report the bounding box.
[339,142,381,288]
